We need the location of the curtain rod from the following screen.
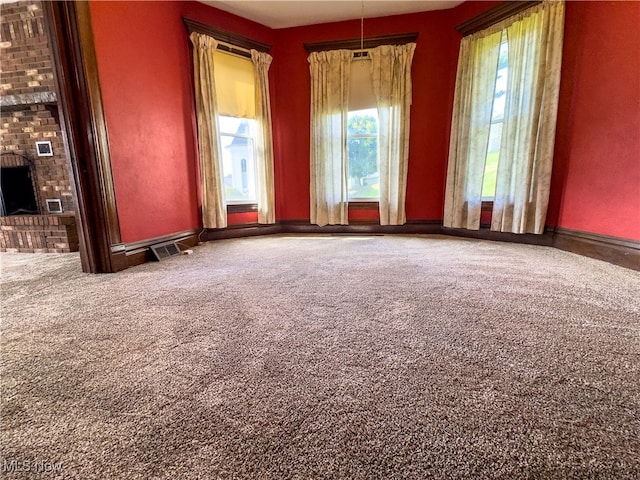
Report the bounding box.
[304,32,418,53]
[217,40,252,56]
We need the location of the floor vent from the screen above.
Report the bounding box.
[150,241,181,261]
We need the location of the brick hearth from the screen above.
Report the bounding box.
[0,214,78,253]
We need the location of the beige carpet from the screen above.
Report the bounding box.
[1,234,639,479]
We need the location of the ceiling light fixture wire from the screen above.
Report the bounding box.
[354,1,369,60]
[360,0,364,51]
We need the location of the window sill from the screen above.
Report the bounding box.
[227,203,257,214]
[348,201,379,210]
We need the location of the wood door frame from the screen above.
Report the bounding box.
[42,0,126,273]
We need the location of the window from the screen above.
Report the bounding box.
[347,108,379,200]
[218,116,258,203]
[482,34,508,200]
[444,1,564,234]
[189,25,276,227]
[308,43,415,226]
[213,50,258,205]
[347,57,378,201]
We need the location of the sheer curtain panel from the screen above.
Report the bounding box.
[370,43,416,225]
[190,32,227,229]
[308,50,352,226]
[443,31,502,230]
[492,1,565,234]
[251,50,276,224]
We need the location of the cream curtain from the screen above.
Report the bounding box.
[492,1,565,234]
[443,31,502,230]
[370,43,416,225]
[251,49,276,224]
[189,32,226,229]
[308,50,352,226]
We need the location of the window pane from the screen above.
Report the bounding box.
[483,36,508,199]
[347,108,378,135]
[219,116,257,203]
[347,109,378,199]
[492,40,509,122]
[482,122,501,198]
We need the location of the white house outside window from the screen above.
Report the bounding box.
[218,116,258,203]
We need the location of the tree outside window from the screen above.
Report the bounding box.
[347,108,379,200]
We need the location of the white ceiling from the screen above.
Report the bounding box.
[200,1,465,29]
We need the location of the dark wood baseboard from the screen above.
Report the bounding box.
[201,223,282,241]
[118,221,639,272]
[199,220,442,241]
[124,229,201,268]
[552,228,639,271]
[442,226,555,247]
[110,249,129,272]
[278,219,442,235]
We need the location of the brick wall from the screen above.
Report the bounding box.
[1,0,77,250]
[0,0,55,96]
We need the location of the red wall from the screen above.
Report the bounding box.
[89,1,196,243]
[89,0,639,243]
[549,0,640,240]
[88,1,272,242]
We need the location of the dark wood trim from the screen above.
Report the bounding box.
[43,1,124,273]
[183,18,271,53]
[441,226,555,247]
[553,228,639,271]
[278,220,441,235]
[124,229,201,268]
[201,220,441,242]
[227,203,258,214]
[304,33,418,53]
[202,223,282,241]
[125,229,202,253]
[456,1,541,36]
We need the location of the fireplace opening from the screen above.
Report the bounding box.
[1,166,40,216]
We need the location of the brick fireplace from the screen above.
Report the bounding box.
[1,0,78,253]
